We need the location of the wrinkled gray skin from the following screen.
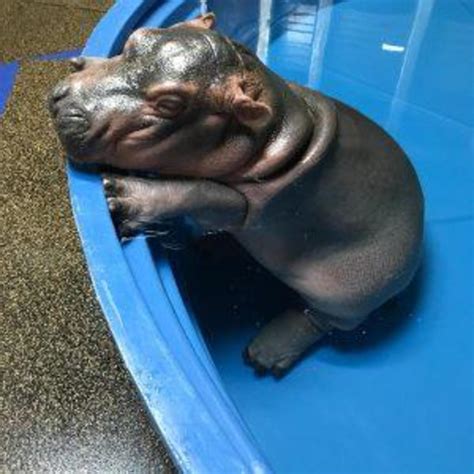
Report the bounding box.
[49,14,424,377]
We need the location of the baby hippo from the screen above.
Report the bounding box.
[49,13,423,376]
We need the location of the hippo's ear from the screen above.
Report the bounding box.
[172,12,216,30]
[232,85,272,130]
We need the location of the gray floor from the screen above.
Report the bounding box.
[1,1,174,471]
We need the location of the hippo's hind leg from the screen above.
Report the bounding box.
[244,306,331,377]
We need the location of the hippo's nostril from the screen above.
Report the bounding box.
[50,83,71,104]
[69,57,86,72]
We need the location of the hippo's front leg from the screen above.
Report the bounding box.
[103,175,248,239]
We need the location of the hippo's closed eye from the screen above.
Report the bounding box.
[154,94,187,119]
[145,82,198,119]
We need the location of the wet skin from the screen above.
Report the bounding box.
[49,13,424,377]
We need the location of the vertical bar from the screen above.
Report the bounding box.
[388,0,435,128]
[256,0,273,62]
[307,0,333,88]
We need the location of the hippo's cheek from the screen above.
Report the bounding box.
[108,115,219,173]
[112,135,255,179]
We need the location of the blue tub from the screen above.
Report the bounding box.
[68,0,473,472]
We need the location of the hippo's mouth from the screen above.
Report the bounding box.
[60,115,171,165]
[54,109,91,155]
[121,117,168,144]
[54,109,116,160]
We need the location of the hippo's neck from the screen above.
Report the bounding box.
[232,85,338,203]
[233,80,336,182]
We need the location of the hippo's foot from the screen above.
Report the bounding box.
[103,174,172,240]
[244,308,330,377]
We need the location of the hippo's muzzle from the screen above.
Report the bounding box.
[48,82,94,157]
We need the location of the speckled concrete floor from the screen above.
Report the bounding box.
[1,1,174,472]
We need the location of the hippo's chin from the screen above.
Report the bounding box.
[58,129,110,164]
[60,141,107,164]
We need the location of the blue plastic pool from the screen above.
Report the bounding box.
[68,0,473,472]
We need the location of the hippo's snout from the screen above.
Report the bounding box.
[54,107,91,156]
[55,107,89,135]
[49,82,93,157]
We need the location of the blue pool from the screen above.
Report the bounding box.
[68,0,473,472]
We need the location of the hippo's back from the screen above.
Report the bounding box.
[236,93,424,325]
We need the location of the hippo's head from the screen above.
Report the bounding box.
[48,14,290,180]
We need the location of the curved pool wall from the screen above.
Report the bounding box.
[68,0,473,472]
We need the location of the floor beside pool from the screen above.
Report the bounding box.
[0,1,173,471]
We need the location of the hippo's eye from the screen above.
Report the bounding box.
[155,94,186,119]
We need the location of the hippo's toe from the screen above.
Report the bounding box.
[243,308,329,377]
[103,174,145,240]
[102,174,175,242]
[244,341,301,378]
